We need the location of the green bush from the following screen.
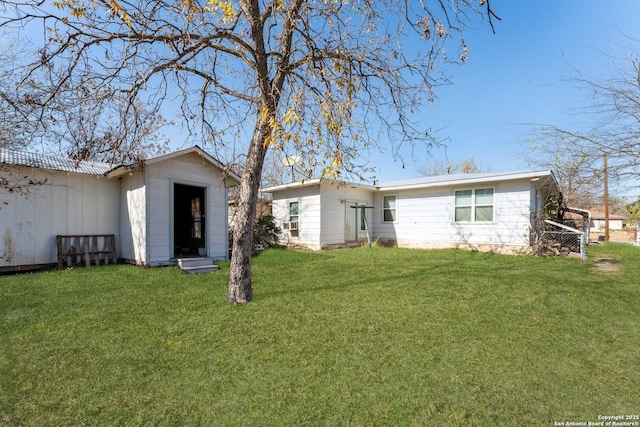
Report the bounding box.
[253,214,281,248]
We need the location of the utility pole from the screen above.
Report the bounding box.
[603,152,609,242]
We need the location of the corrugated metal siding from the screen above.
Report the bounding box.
[0,168,120,266]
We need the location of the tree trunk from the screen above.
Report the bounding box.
[228,120,269,304]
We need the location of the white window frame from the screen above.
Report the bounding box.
[288,200,299,230]
[382,194,397,223]
[454,188,494,223]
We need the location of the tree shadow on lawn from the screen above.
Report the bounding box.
[252,250,513,301]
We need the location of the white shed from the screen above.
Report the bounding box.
[262,170,560,253]
[588,212,626,232]
[1,146,239,271]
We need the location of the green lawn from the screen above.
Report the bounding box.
[1,244,639,426]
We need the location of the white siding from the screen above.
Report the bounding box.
[319,185,373,245]
[591,219,623,231]
[119,172,146,264]
[373,179,533,250]
[269,184,374,248]
[1,148,233,268]
[1,168,120,266]
[270,185,322,249]
[264,175,555,252]
[145,152,229,264]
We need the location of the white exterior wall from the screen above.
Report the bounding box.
[119,172,147,264]
[144,152,230,265]
[1,168,120,267]
[270,184,373,248]
[591,219,624,231]
[373,179,533,250]
[319,185,373,245]
[271,185,322,249]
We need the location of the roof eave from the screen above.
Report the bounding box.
[261,179,323,193]
[104,145,241,184]
[379,170,557,192]
[261,178,378,193]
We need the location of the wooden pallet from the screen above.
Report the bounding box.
[56,234,116,268]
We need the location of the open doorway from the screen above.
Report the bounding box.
[174,183,206,257]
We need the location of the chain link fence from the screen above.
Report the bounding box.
[533,219,587,264]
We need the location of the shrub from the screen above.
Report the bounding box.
[253,214,281,248]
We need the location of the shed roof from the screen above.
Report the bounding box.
[105,145,241,184]
[0,147,113,175]
[1,145,240,184]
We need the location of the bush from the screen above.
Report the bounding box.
[253,214,281,248]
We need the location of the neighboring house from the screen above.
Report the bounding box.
[589,212,626,231]
[261,170,560,253]
[1,146,239,270]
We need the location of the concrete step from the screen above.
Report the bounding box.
[182,264,220,275]
[176,257,219,274]
[176,257,215,268]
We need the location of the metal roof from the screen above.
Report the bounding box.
[0,146,239,183]
[378,170,557,191]
[0,147,114,175]
[261,178,378,193]
[262,170,559,193]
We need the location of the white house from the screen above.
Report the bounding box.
[1,146,239,271]
[589,212,626,231]
[261,170,560,253]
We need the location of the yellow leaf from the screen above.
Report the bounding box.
[204,0,237,23]
[70,8,85,17]
[263,134,273,148]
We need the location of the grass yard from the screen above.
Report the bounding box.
[1,243,639,426]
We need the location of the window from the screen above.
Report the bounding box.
[474,188,494,222]
[289,201,299,225]
[383,195,396,222]
[455,188,493,222]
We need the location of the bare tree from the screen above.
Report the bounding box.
[1,0,499,303]
[0,37,45,151]
[1,35,170,164]
[527,44,640,204]
[418,158,485,176]
[524,137,601,208]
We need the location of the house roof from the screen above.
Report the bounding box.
[262,170,559,193]
[378,170,558,191]
[1,145,240,183]
[589,212,626,220]
[0,147,114,175]
[261,178,378,193]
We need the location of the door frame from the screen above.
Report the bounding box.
[345,200,368,242]
[172,181,208,258]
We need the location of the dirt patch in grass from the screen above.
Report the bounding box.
[591,230,636,243]
[592,257,622,273]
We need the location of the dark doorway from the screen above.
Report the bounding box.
[174,184,206,257]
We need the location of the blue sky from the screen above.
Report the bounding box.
[366,1,640,186]
[9,1,638,193]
